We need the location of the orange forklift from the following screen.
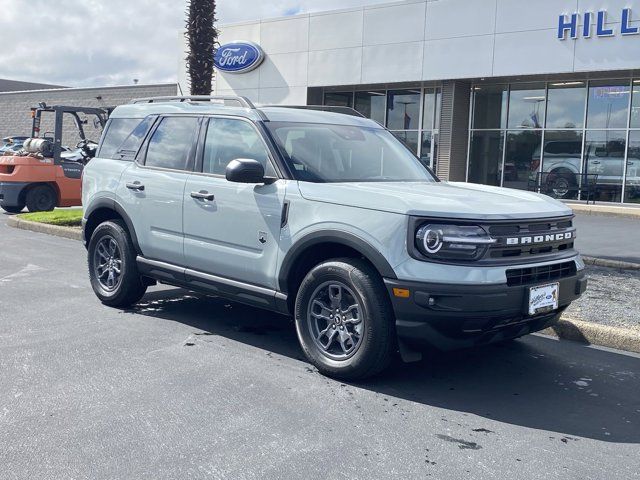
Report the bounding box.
[0,104,110,213]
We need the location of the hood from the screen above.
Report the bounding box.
[297,181,572,220]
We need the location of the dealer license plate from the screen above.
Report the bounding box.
[528,283,559,316]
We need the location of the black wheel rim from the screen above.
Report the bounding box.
[307,281,365,361]
[93,235,123,291]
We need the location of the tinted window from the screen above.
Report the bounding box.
[98,118,142,159]
[546,83,586,129]
[202,118,274,176]
[508,84,546,129]
[116,117,155,160]
[472,84,508,129]
[387,90,421,130]
[145,117,198,170]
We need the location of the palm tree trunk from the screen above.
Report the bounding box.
[185,0,219,95]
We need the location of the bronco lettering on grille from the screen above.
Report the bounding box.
[505,232,573,245]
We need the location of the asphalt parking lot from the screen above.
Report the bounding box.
[573,213,640,264]
[1,214,639,479]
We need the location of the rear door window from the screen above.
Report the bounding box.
[144,116,199,171]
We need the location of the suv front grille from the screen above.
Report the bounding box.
[506,261,577,287]
[487,217,575,261]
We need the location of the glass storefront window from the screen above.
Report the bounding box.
[472,84,507,129]
[502,130,543,190]
[586,81,630,129]
[631,80,640,129]
[584,130,626,202]
[468,131,504,186]
[387,90,421,130]
[354,91,386,125]
[625,130,640,203]
[420,130,436,170]
[546,82,586,129]
[423,88,441,130]
[540,130,584,199]
[508,83,546,129]
[391,131,419,155]
[324,92,353,107]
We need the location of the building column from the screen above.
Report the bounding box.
[436,80,471,182]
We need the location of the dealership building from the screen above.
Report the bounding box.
[194,0,640,204]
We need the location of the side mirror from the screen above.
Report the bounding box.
[226,158,269,184]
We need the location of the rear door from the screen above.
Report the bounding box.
[117,115,200,266]
[182,116,285,289]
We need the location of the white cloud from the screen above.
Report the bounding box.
[0,0,392,87]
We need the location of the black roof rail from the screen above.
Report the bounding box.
[264,105,366,118]
[131,95,256,108]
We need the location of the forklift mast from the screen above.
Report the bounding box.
[30,105,112,165]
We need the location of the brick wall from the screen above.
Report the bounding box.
[0,83,177,146]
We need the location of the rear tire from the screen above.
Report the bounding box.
[25,185,56,212]
[88,220,147,308]
[294,258,395,380]
[2,205,25,214]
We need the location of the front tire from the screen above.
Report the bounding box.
[2,205,25,214]
[88,220,147,308]
[25,185,56,212]
[294,258,395,380]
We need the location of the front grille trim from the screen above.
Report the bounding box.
[506,261,577,287]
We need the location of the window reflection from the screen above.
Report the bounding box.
[508,84,546,129]
[468,131,504,186]
[631,80,640,129]
[387,90,421,130]
[583,130,626,202]
[503,131,543,190]
[625,131,640,203]
[324,92,353,108]
[472,84,508,129]
[546,82,586,129]
[354,91,386,125]
[586,81,630,129]
[540,130,584,199]
[391,131,419,155]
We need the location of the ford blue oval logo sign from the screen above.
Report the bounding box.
[214,41,265,74]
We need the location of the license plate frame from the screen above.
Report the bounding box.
[528,282,559,316]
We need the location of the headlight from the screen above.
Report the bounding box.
[415,224,495,261]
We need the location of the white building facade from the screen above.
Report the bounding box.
[182,0,640,204]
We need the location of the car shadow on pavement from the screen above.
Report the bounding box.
[129,287,640,445]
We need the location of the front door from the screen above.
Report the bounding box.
[117,115,199,266]
[183,116,285,290]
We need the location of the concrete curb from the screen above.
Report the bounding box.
[582,256,640,270]
[567,203,640,219]
[541,317,640,354]
[7,216,83,241]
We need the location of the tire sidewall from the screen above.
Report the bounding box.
[88,221,137,302]
[26,185,56,212]
[294,261,391,377]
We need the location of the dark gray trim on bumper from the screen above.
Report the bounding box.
[385,271,587,351]
[0,182,29,207]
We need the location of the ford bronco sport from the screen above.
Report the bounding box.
[83,96,587,380]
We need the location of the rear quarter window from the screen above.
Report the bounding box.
[98,117,153,160]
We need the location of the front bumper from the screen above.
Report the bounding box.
[0,182,29,207]
[385,269,587,351]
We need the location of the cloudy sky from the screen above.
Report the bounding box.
[0,0,390,87]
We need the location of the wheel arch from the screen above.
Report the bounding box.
[278,231,397,310]
[84,198,141,254]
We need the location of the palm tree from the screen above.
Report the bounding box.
[185,0,219,95]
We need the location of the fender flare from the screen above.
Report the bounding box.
[84,198,142,255]
[278,230,397,292]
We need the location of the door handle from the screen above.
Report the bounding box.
[126,181,145,191]
[191,190,215,201]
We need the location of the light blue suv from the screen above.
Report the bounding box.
[83,96,586,379]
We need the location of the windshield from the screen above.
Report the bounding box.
[266,122,437,183]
